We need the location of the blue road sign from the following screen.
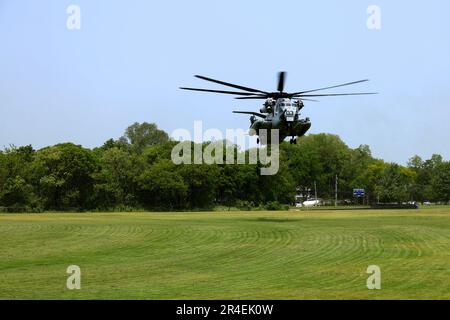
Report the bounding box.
[353,188,365,197]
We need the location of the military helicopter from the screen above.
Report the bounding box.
[180,72,376,144]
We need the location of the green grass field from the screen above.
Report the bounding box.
[1,207,450,300]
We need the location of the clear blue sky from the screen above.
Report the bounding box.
[1,0,449,164]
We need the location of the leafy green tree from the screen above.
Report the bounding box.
[282,134,352,200]
[178,163,218,209]
[93,147,136,208]
[99,138,129,151]
[351,159,387,203]
[137,160,188,209]
[31,143,97,209]
[345,145,374,185]
[408,154,444,202]
[0,145,34,178]
[120,122,169,153]
[258,148,296,204]
[431,162,450,202]
[210,143,254,207]
[0,145,36,207]
[374,163,415,203]
[1,176,35,207]
[233,152,260,204]
[407,155,425,202]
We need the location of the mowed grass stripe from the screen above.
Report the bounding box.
[1,208,450,299]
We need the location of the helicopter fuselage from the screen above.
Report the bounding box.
[249,98,311,143]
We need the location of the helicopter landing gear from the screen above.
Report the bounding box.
[289,137,297,145]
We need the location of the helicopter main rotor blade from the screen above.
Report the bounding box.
[296,98,320,102]
[179,87,260,96]
[277,71,286,93]
[295,92,378,97]
[233,111,267,118]
[292,79,370,95]
[195,75,269,94]
[235,96,268,100]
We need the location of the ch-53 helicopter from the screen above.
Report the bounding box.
[180,72,377,144]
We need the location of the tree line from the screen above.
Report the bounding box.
[0,122,449,212]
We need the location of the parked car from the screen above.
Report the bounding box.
[303,199,321,207]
